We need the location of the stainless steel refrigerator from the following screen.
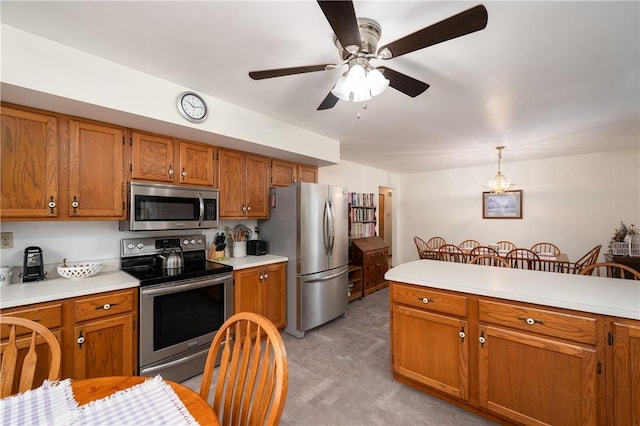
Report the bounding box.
[259,182,349,338]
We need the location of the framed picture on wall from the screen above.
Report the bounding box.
[482,190,523,219]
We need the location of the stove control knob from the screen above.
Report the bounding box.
[136,243,145,249]
[127,243,135,250]
[183,239,190,246]
[190,239,196,245]
[196,238,203,245]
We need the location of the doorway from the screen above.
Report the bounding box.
[378,186,393,267]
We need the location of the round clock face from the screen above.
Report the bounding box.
[177,92,208,122]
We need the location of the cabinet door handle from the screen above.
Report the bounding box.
[77,331,85,348]
[168,166,174,176]
[181,168,187,178]
[95,303,116,310]
[71,196,79,213]
[518,317,544,326]
[48,196,56,214]
[247,204,252,212]
[479,331,486,347]
[263,273,268,280]
[459,325,466,342]
[242,204,247,214]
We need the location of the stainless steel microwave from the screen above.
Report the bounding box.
[119,183,219,231]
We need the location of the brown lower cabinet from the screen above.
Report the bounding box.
[390,281,639,425]
[0,288,138,388]
[233,262,286,329]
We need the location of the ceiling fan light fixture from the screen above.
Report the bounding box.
[330,73,352,101]
[367,68,390,97]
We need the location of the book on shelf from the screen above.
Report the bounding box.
[348,192,376,207]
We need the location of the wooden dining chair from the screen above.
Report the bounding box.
[200,312,288,426]
[469,246,499,257]
[426,237,446,250]
[567,245,602,274]
[414,236,437,260]
[496,241,517,253]
[530,242,561,256]
[459,239,481,250]
[0,316,61,397]
[437,244,466,263]
[505,248,540,270]
[578,262,640,280]
[469,254,511,268]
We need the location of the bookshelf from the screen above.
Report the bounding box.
[348,192,377,238]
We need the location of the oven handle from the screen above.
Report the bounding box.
[141,274,231,296]
[140,346,211,375]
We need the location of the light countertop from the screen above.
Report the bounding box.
[0,270,139,310]
[385,260,640,320]
[210,254,288,270]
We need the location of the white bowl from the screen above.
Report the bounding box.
[57,262,102,279]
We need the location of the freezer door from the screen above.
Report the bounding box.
[327,186,349,270]
[299,183,330,275]
[296,266,348,333]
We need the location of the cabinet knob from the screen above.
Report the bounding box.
[71,196,79,213]
[181,168,187,178]
[418,297,432,304]
[479,331,486,347]
[247,204,252,212]
[48,196,56,214]
[77,331,85,348]
[263,273,268,280]
[168,166,174,176]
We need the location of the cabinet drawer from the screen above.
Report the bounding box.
[391,283,467,317]
[1,303,63,338]
[478,300,597,345]
[74,289,135,322]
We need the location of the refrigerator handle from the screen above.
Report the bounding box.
[323,199,331,256]
[327,199,335,255]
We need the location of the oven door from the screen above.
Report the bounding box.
[139,273,233,378]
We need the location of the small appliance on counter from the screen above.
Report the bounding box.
[22,246,46,282]
[247,240,268,256]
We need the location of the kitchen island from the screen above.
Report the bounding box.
[385,260,640,425]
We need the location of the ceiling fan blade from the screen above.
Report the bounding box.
[249,64,333,80]
[317,92,339,110]
[317,0,361,53]
[378,67,429,98]
[377,5,488,59]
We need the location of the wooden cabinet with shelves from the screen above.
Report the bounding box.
[233,262,286,329]
[0,288,138,381]
[348,192,377,238]
[130,131,216,187]
[271,159,318,187]
[1,105,59,218]
[389,281,617,426]
[218,149,270,218]
[351,237,389,296]
[348,265,363,302]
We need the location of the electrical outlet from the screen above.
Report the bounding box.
[1,232,13,249]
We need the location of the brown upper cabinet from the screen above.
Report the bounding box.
[1,104,125,220]
[1,106,59,218]
[271,159,318,187]
[218,149,270,218]
[130,131,216,187]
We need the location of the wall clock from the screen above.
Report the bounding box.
[177,91,208,123]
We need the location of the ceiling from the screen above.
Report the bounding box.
[1,1,638,174]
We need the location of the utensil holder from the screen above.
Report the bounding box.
[232,241,247,258]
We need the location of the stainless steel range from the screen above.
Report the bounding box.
[120,235,233,383]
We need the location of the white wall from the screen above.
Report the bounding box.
[397,149,640,263]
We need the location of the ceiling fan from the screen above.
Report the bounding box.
[248,1,488,110]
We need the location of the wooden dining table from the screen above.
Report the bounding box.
[72,376,219,425]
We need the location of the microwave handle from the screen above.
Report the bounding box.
[198,193,204,226]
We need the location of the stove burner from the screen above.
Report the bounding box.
[120,235,232,286]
